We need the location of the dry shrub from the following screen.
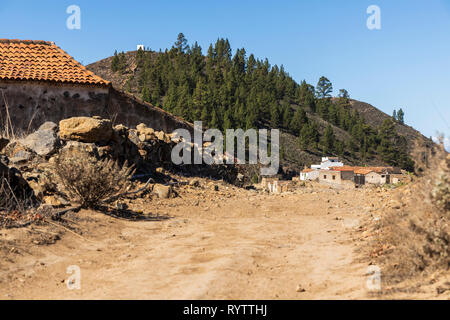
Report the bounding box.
[0,178,38,228]
[53,152,135,208]
[377,139,449,284]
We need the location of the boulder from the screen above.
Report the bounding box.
[38,121,58,132]
[9,150,33,164]
[3,142,34,164]
[154,184,172,199]
[0,157,33,197]
[60,141,99,158]
[59,117,113,143]
[21,128,58,157]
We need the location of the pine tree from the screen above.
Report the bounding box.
[174,33,189,53]
[316,76,333,98]
[320,125,335,154]
[290,107,308,135]
[270,103,280,128]
[141,86,151,102]
[111,50,119,72]
[282,103,293,129]
[397,108,405,124]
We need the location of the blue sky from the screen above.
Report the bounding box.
[1,0,449,147]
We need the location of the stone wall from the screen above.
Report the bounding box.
[107,87,193,133]
[0,80,109,132]
[0,80,193,134]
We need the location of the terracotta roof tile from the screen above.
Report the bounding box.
[354,168,373,175]
[0,39,109,86]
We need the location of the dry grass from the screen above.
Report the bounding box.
[375,139,449,285]
[53,151,135,208]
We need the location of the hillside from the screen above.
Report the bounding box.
[87,39,433,174]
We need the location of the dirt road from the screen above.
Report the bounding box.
[1,184,383,300]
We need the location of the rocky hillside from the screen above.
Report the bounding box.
[87,45,434,174]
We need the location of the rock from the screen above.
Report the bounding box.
[155,131,165,141]
[139,134,147,142]
[154,184,172,199]
[296,284,306,293]
[155,167,165,174]
[136,123,147,133]
[43,196,63,207]
[0,158,33,197]
[21,128,57,157]
[59,117,113,143]
[0,136,9,152]
[136,123,155,135]
[38,121,58,132]
[189,179,200,187]
[60,141,99,158]
[9,150,33,164]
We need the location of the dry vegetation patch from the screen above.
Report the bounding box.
[366,143,449,293]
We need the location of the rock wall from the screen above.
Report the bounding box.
[0,80,192,135]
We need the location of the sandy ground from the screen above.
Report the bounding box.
[0,182,447,299]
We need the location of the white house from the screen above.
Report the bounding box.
[319,157,344,170]
[137,44,145,51]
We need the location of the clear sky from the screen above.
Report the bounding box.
[1,0,449,148]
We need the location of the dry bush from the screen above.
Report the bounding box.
[376,139,449,284]
[0,178,37,228]
[53,152,135,208]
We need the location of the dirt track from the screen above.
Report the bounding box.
[0,184,444,299]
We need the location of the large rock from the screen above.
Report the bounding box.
[21,127,58,157]
[59,117,113,143]
[60,141,99,159]
[38,121,58,132]
[2,142,33,164]
[0,157,33,197]
[154,184,172,199]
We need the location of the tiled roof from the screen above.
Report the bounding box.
[354,168,373,175]
[302,168,315,173]
[327,165,394,174]
[329,166,355,172]
[0,39,110,86]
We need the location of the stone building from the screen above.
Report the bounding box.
[0,39,191,133]
[319,166,354,188]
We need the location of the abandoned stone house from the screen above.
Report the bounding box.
[0,39,191,133]
[319,167,355,188]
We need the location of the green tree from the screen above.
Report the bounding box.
[270,103,281,128]
[320,125,335,154]
[397,108,405,124]
[290,107,308,135]
[174,33,189,53]
[316,76,333,98]
[338,89,349,99]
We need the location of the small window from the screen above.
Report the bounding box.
[332,175,336,180]
[324,175,327,179]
